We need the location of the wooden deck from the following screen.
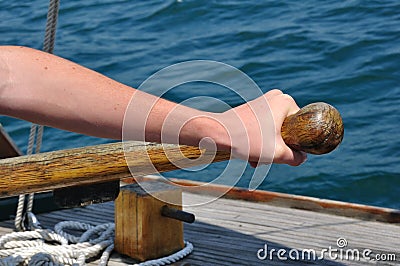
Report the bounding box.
[0,190,398,266]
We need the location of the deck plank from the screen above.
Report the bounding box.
[0,192,398,266]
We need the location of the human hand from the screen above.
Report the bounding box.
[260,89,308,166]
[209,89,307,166]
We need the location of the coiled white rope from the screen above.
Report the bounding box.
[0,221,193,266]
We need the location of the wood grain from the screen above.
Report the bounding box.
[281,102,344,154]
[115,182,184,261]
[0,141,230,198]
[166,178,400,223]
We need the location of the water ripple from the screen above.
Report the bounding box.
[0,0,399,208]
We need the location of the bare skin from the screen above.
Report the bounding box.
[0,46,306,166]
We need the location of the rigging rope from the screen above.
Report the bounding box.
[14,0,60,232]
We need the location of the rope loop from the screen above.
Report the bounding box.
[54,221,94,243]
[28,253,63,266]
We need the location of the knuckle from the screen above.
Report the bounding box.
[289,160,302,166]
[281,93,295,103]
[271,88,283,94]
[267,89,283,96]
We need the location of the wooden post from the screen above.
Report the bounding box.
[114,182,185,261]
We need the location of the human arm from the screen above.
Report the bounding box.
[0,46,306,166]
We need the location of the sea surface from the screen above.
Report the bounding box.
[1,0,399,209]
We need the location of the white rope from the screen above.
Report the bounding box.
[0,221,193,266]
[15,0,60,232]
[132,242,193,266]
[14,124,38,231]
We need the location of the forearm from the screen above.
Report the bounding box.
[0,46,132,138]
[0,46,223,146]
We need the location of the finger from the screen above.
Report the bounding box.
[289,150,307,166]
[273,131,308,164]
[249,161,258,168]
[275,146,307,166]
[281,93,300,116]
[270,94,300,128]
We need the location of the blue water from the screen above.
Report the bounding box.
[1,1,399,209]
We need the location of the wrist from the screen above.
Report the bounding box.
[179,112,231,151]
